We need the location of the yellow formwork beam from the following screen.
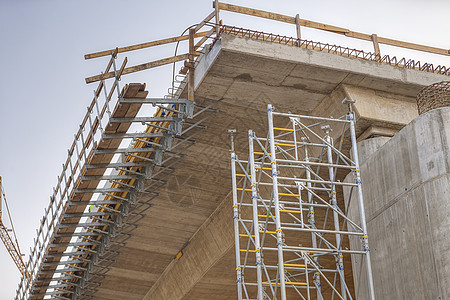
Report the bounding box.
[274,127,294,132]
[275,142,295,147]
[279,192,300,197]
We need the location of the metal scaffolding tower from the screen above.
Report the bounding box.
[230,103,375,300]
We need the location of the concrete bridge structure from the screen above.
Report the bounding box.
[14,3,450,300]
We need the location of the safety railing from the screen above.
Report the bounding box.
[221,25,450,76]
[16,53,221,299]
[82,2,449,89]
[16,50,128,299]
[215,2,450,58]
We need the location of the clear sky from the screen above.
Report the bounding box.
[0,0,449,298]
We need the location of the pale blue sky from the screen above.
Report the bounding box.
[0,0,449,298]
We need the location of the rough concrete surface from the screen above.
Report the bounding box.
[345,107,450,300]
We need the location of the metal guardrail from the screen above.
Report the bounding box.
[15,48,222,298]
[15,51,127,299]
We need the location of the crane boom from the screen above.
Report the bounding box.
[0,176,27,275]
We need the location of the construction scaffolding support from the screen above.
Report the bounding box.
[15,50,221,300]
[230,103,375,300]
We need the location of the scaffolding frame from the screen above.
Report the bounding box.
[230,104,375,300]
[15,50,222,300]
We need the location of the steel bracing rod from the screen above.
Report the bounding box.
[152,103,186,116]
[270,142,344,192]
[267,104,286,300]
[299,183,363,232]
[292,118,353,167]
[115,167,148,178]
[332,122,349,181]
[244,183,362,232]
[142,121,174,132]
[241,219,341,254]
[271,118,327,141]
[191,97,223,119]
[348,112,376,300]
[127,153,156,164]
[303,252,345,300]
[248,130,264,299]
[135,138,164,148]
[181,110,216,135]
[324,127,347,300]
[274,141,297,162]
[230,150,243,300]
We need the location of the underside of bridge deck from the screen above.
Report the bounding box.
[86,33,448,300]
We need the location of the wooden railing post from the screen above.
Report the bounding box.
[371,34,381,58]
[295,14,301,40]
[215,0,220,38]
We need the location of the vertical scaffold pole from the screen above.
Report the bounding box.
[248,130,264,300]
[324,126,347,300]
[230,130,243,300]
[267,104,287,300]
[348,112,376,300]
[302,137,323,299]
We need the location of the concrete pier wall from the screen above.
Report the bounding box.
[345,107,450,300]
